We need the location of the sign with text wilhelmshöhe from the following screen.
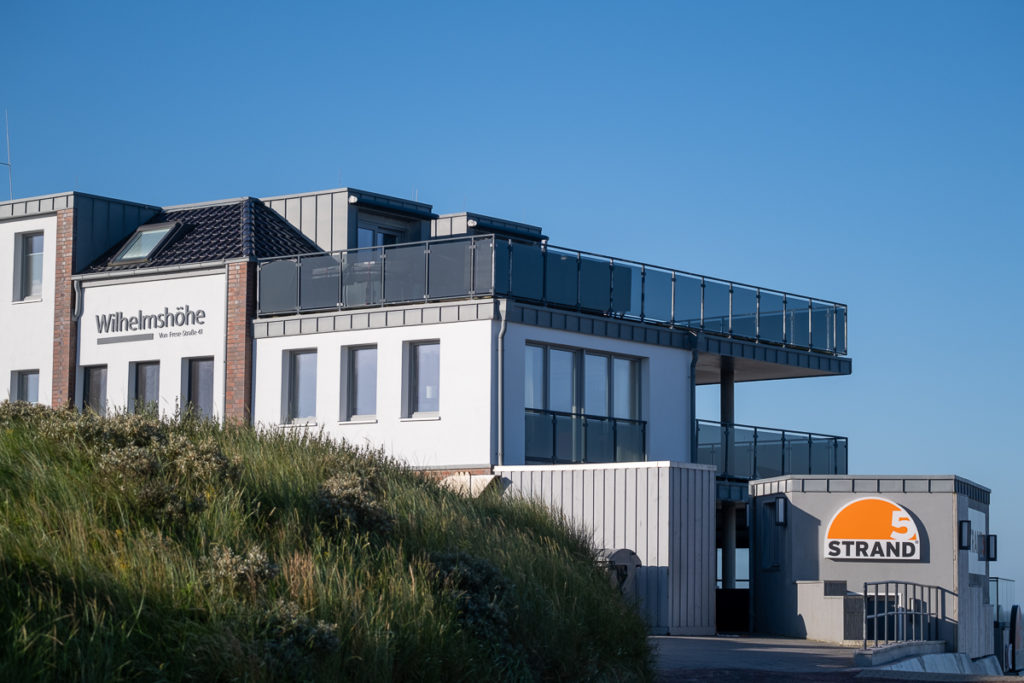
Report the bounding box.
[824,497,921,561]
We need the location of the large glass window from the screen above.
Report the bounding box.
[12,370,39,403]
[185,357,214,418]
[524,345,544,410]
[17,232,43,301]
[524,343,644,464]
[547,348,575,413]
[83,365,107,415]
[287,350,317,423]
[133,361,159,413]
[347,346,377,419]
[409,341,439,415]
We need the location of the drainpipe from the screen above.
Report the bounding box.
[496,299,508,467]
[689,337,698,463]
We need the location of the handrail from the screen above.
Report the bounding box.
[255,234,849,356]
[694,419,848,480]
[863,581,947,650]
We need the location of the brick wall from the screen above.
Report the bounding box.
[51,209,76,407]
[224,261,256,422]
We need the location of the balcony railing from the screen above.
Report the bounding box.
[695,419,848,480]
[257,235,848,355]
[525,408,646,464]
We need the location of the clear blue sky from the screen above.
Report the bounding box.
[6,1,1023,590]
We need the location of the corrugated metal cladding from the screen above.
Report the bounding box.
[72,196,160,272]
[263,191,350,253]
[497,462,716,635]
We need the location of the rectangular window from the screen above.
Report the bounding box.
[524,343,644,464]
[409,341,439,415]
[357,226,400,248]
[287,350,317,423]
[185,357,214,418]
[16,232,44,301]
[12,370,39,403]
[524,344,545,410]
[83,365,107,415]
[347,346,377,419]
[133,361,160,413]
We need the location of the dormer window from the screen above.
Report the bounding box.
[111,222,178,264]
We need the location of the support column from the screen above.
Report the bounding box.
[722,502,737,589]
[720,356,737,590]
[720,356,734,426]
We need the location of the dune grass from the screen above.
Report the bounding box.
[0,403,651,681]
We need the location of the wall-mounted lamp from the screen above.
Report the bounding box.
[987,535,998,562]
[348,195,359,204]
[958,520,972,550]
[775,498,787,526]
[466,219,478,228]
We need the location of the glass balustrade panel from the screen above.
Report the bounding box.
[472,237,495,295]
[579,257,612,313]
[732,285,758,340]
[553,413,583,463]
[510,242,544,301]
[492,239,511,295]
[836,438,848,474]
[644,268,673,323]
[697,421,725,474]
[755,430,784,479]
[810,436,835,474]
[612,263,643,319]
[342,248,382,307]
[731,426,756,478]
[759,291,785,344]
[259,259,298,314]
[299,254,341,310]
[585,418,615,463]
[786,434,811,474]
[383,244,426,303]
[525,411,554,463]
[810,300,834,352]
[785,296,810,348]
[615,420,645,462]
[836,306,848,355]
[703,280,730,334]
[673,274,702,328]
[427,240,473,299]
[545,248,579,307]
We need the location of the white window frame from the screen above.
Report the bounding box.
[341,345,378,422]
[404,340,440,419]
[13,231,44,302]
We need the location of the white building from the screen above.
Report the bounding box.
[1,187,853,635]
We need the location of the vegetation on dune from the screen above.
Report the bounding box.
[0,403,652,681]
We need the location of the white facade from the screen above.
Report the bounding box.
[77,270,227,418]
[252,318,497,469]
[251,311,693,469]
[1,214,57,405]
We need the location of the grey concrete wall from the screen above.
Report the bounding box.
[749,475,991,655]
[497,461,716,635]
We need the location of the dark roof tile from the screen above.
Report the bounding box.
[87,197,320,272]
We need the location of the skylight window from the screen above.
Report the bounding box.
[112,222,177,264]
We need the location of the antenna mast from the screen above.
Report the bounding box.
[1,110,12,200]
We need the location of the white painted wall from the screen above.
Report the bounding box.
[78,272,227,417]
[0,215,57,404]
[500,322,693,466]
[252,319,496,469]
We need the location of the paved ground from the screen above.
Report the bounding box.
[651,636,1021,682]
